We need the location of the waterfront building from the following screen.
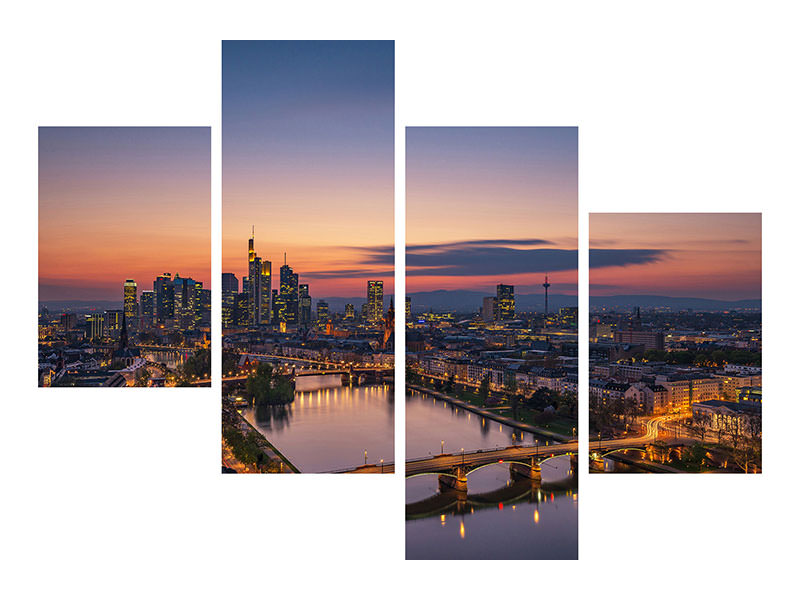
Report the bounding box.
[692,399,761,437]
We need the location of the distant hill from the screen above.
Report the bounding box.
[589,295,761,311]
[407,290,577,313]
[39,300,122,313]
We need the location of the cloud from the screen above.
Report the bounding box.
[589,249,667,268]
[300,268,395,280]
[406,243,577,277]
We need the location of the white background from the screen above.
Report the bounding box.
[2,1,798,598]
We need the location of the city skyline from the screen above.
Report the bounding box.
[222,41,394,297]
[39,127,211,301]
[406,127,578,295]
[590,213,762,300]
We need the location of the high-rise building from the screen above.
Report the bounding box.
[222,272,239,294]
[154,273,174,323]
[482,296,496,322]
[86,313,104,340]
[361,302,369,322]
[123,279,137,321]
[235,292,249,328]
[245,230,273,326]
[271,289,281,323]
[316,300,329,323]
[367,280,384,325]
[345,303,355,320]
[279,260,299,324]
[140,291,155,326]
[105,309,124,338]
[299,284,312,324]
[60,312,77,332]
[222,290,236,329]
[259,261,271,326]
[496,284,515,320]
[405,297,411,323]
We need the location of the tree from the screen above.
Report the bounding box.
[445,373,455,393]
[479,374,491,403]
[246,363,294,406]
[503,371,517,394]
[134,367,150,387]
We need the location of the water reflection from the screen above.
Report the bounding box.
[406,391,554,459]
[242,375,393,472]
[406,457,577,560]
[406,390,578,560]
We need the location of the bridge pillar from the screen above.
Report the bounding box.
[510,460,541,482]
[569,453,578,471]
[439,466,467,493]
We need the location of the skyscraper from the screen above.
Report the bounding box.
[222,272,239,294]
[345,303,355,320]
[86,313,104,340]
[154,273,174,323]
[367,280,384,325]
[496,284,515,320]
[140,291,155,326]
[299,284,312,324]
[279,259,299,324]
[247,230,272,326]
[123,279,137,321]
[316,300,329,323]
[405,297,411,323]
[259,260,271,326]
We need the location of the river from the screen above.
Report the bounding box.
[406,390,578,559]
[241,374,394,473]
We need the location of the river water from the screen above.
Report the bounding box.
[406,391,578,559]
[241,374,394,473]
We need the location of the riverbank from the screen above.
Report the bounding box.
[407,384,572,442]
[222,400,300,473]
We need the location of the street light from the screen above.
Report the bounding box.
[380,459,384,473]
[441,440,444,455]
[364,449,368,465]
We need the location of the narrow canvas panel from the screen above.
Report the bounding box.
[589,212,762,473]
[38,126,211,388]
[405,127,578,559]
[221,41,395,474]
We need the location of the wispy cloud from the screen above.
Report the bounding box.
[589,249,668,268]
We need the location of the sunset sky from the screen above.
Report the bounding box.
[590,213,761,300]
[39,127,210,303]
[222,41,394,299]
[406,127,578,295]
